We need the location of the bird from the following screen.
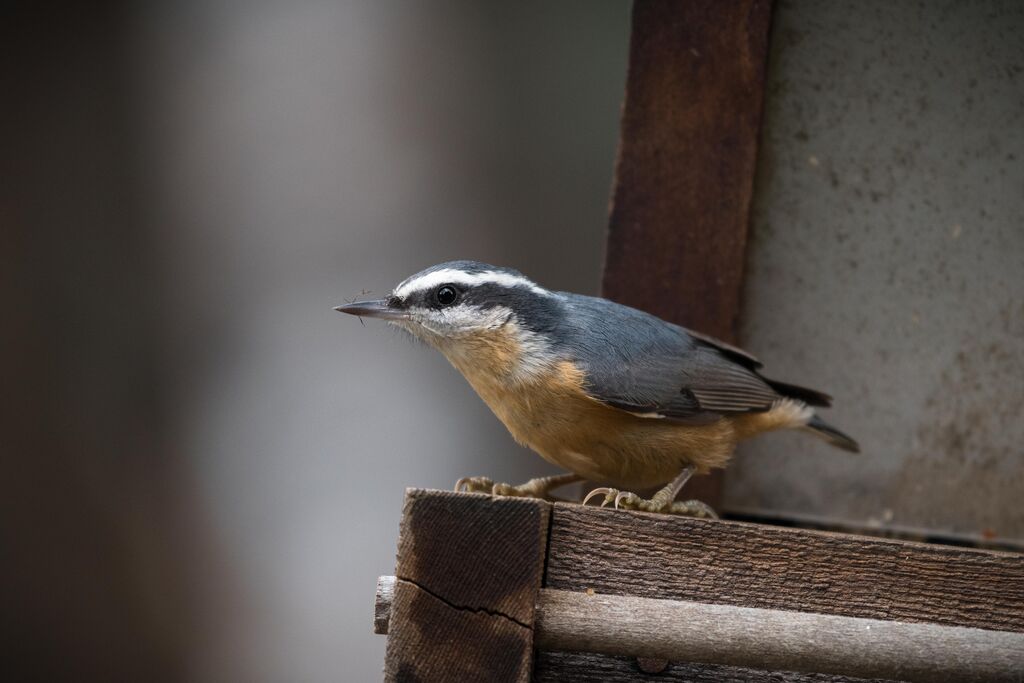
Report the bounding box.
[335,260,858,516]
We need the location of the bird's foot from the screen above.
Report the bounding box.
[666,499,719,518]
[455,473,581,501]
[454,476,496,494]
[581,487,718,519]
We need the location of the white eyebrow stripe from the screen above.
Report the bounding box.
[394,268,550,298]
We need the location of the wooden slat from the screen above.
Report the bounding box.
[386,580,532,682]
[544,504,1024,632]
[383,489,550,682]
[376,492,1024,679]
[602,0,773,335]
[534,588,1023,682]
[534,651,894,683]
[374,575,394,635]
[600,0,774,507]
[376,580,1024,681]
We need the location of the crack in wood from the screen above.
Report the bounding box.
[395,575,532,631]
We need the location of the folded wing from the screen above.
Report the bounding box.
[557,293,828,422]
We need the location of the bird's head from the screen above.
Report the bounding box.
[336,261,563,377]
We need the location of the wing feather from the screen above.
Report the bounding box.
[556,293,783,420]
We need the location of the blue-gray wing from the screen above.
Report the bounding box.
[554,293,789,421]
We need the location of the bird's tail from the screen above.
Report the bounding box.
[760,376,858,453]
[764,378,832,407]
[802,414,860,453]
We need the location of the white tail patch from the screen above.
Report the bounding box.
[770,398,815,428]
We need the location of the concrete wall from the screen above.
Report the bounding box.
[724,0,1024,544]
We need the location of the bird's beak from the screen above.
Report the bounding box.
[334,299,408,321]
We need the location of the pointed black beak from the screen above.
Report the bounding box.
[334,299,408,321]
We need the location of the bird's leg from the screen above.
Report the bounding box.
[455,473,582,501]
[581,466,718,518]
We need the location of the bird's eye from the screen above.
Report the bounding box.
[436,285,458,306]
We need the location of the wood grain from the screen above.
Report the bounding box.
[376,578,1023,681]
[535,588,1024,682]
[602,0,773,338]
[534,651,895,683]
[386,578,532,682]
[374,575,394,635]
[600,0,774,508]
[544,504,1024,632]
[383,489,550,682]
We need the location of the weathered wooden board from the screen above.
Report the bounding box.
[602,0,773,337]
[377,580,1024,681]
[600,0,774,508]
[377,491,1024,680]
[383,490,550,682]
[534,651,895,683]
[544,503,1024,632]
[534,588,1024,682]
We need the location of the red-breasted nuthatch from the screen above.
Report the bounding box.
[336,260,858,516]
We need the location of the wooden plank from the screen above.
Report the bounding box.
[534,651,894,683]
[600,0,774,508]
[374,575,394,635]
[383,489,550,682]
[535,588,1024,683]
[602,0,773,334]
[544,504,1024,633]
[376,580,1023,681]
[386,580,533,682]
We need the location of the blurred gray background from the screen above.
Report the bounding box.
[4,1,628,681]
[136,1,627,680]
[3,1,1021,682]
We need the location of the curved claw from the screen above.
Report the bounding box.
[454,477,469,492]
[582,487,615,507]
[614,491,637,510]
